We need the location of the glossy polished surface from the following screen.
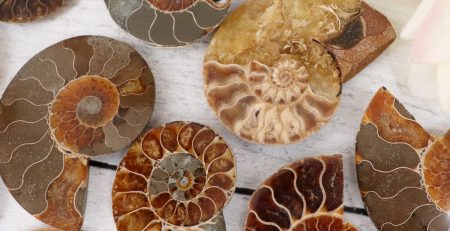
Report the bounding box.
[203,0,396,145]
[112,121,236,230]
[0,0,445,229]
[0,0,64,23]
[0,35,155,230]
[356,88,450,230]
[105,0,231,47]
[245,155,357,231]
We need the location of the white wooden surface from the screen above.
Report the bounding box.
[1,0,448,230]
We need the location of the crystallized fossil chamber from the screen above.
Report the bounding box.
[112,121,236,231]
[0,0,64,23]
[0,36,155,230]
[203,0,396,145]
[356,87,450,230]
[105,0,232,47]
[245,155,356,231]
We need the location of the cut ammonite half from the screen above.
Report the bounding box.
[105,0,232,47]
[0,0,64,23]
[245,155,356,231]
[112,121,236,231]
[0,35,155,230]
[203,0,396,145]
[356,87,450,230]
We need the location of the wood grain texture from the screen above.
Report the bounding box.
[0,0,448,230]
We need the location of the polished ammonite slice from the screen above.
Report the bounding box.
[245,155,356,231]
[0,36,155,230]
[0,0,64,23]
[105,0,231,47]
[356,87,450,230]
[203,0,395,145]
[112,121,236,231]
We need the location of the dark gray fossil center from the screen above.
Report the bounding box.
[149,153,206,201]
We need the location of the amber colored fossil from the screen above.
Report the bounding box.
[112,121,236,231]
[0,36,155,230]
[424,131,450,212]
[105,0,231,47]
[203,0,395,145]
[245,155,356,231]
[356,87,450,230]
[0,0,64,23]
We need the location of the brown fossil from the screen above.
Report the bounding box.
[323,2,396,82]
[203,0,395,145]
[356,87,450,230]
[0,35,155,230]
[112,121,236,231]
[0,0,64,23]
[245,155,356,231]
[105,0,231,47]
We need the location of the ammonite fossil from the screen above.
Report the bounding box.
[0,0,64,23]
[245,155,356,231]
[104,0,232,47]
[203,0,396,145]
[112,121,236,231]
[356,87,450,230]
[0,35,155,230]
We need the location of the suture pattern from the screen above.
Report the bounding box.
[112,121,236,231]
[245,155,357,231]
[356,87,450,231]
[0,35,155,230]
[0,0,64,23]
[105,0,231,47]
[203,0,396,145]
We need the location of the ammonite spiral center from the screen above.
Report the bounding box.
[275,71,294,87]
[51,75,120,129]
[77,96,102,116]
[149,153,206,202]
[271,60,309,89]
[175,172,194,191]
[250,59,311,106]
[147,0,198,12]
[49,75,120,154]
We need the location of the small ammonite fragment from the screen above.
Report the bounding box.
[203,0,395,145]
[323,2,396,82]
[112,121,236,231]
[245,155,356,231]
[0,35,155,230]
[0,0,64,23]
[356,87,450,231]
[105,0,232,47]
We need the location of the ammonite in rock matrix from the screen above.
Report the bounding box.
[356,87,450,230]
[0,35,155,230]
[245,155,357,231]
[204,0,396,145]
[0,0,64,23]
[105,0,232,47]
[112,121,236,231]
